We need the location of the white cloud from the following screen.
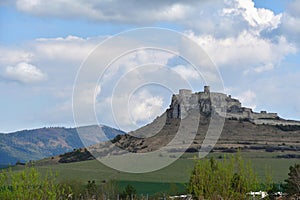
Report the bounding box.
[94,87,166,132]
[4,62,47,83]
[15,0,192,23]
[2,0,300,131]
[13,0,284,38]
[34,35,100,62]
[237,90,257,110]
[253,63,274,73]
[98,49,175,95]
[16,0,102,20]
[286,0,300,18]
[10,0,300,48]
[223,0,282,33]
[129,90,164,124]
[12,0,300,54]
[186,31,297,72]
[266,0,300,46]
[172,65,200,80]
[0,47,33,65]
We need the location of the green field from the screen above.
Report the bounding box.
[10,152,300,194]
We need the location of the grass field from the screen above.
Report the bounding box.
[10,151,300,194]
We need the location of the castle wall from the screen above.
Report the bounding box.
[253,119,300,126]
[172,104,180,118]
[210,93,227,116]
[198,92,210,99]
[226,112,250,119]
[176,91,200,118]
[227,101,242,108]
[179,89,192,96]
[251,112,278,119]
[169,86,291,126]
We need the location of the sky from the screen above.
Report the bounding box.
[0,0,300,133]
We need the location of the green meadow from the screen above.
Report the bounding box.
[9,151,300,194]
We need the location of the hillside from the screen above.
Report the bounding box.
[0,125,125,165]
[23,87,300,189]
[86,87,300,159]
[85,114,300,160]
[26,86,300,165]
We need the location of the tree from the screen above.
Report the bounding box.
[86,180,97,196]
[121,184,137,199]
[187,153,259,200]
[285,164,300,195]
[0,167,71,200]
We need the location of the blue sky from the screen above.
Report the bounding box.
[0,0,300,133]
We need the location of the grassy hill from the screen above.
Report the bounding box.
[10,151,299,195]
[5,116,300,195]
[17,113,298,194]
[34,151,299,183]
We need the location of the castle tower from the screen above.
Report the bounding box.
[179,89,192,96]
[204,86,210,94]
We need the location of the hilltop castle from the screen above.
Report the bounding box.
[167,86,300,126]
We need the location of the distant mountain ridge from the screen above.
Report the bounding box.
[0,125,125,165]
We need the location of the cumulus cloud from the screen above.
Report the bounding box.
[16,0,100,19]
[2,0,300,131]
[10,0,300,46]
[4,62,47,83]
[223,0,282,33]
[0,47,33,65]
[0,35,100,76]
[186,31,297,72]
[237,90,257,110]
[98,49,175,96]
[129,90,164,125]
[12,0,285,37]
[279,0,300,44]
[34,35,101,62]
[0,35,104,87]
[15,0,193,23]
[11,0,300,50]
[172,65,200,80]
[286,0,300,18]
[253,63,274,73]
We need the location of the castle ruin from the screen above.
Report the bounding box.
[167,86,300,126]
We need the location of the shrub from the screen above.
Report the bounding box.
[0,167,71,200]
[120,184,137,199]
[187,153,259,199]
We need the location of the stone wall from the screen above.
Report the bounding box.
[168,86,289,125]
[251,112,278,120]
[253,119,300,126]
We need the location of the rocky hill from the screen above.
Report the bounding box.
[0,125,125,165]
[86,86,300,159]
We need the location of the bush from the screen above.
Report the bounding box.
[120,184,137,199]
[187,153,260,199]
[0,167,71,200]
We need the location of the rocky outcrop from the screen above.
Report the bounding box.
[167,86,300,126]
